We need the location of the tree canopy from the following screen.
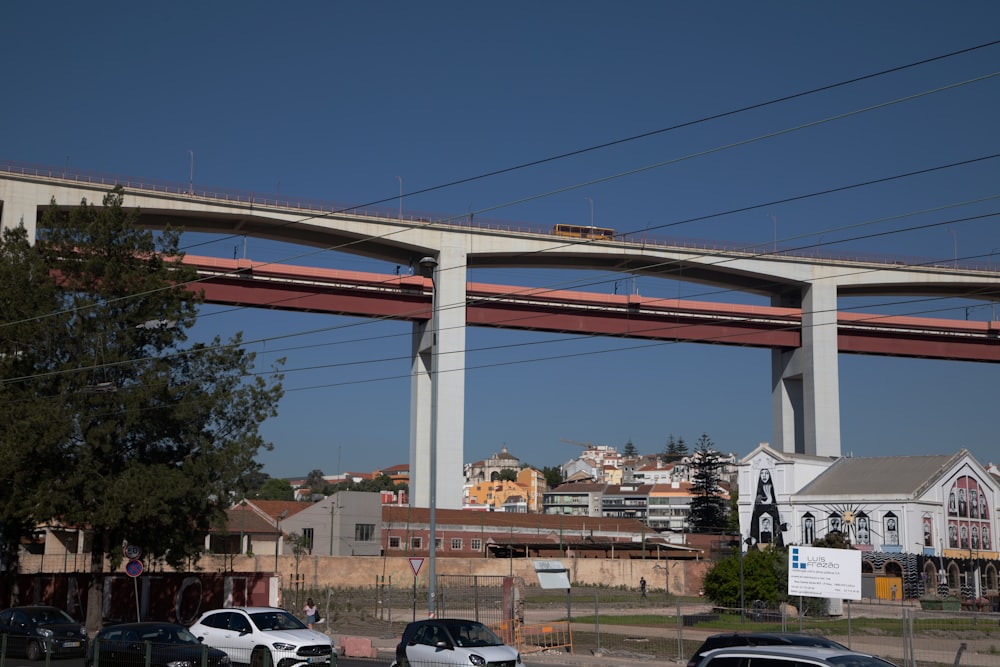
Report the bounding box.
[702,545,787,608]
[0,188,284,628]
[687,433,729,532]
[622,439,638,457]
[661,434,688,463]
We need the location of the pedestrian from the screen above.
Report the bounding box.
[304,597,317,629]
[640,576,647,599]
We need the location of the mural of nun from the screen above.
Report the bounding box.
[750,467,784,547]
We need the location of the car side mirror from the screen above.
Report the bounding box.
[435,641,450,650]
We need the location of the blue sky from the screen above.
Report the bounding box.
[4,2,999,479]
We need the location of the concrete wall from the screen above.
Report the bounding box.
[19,553,712,597]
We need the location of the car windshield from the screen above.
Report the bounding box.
[828,657,898,667]
[138,626,200,644]
[249,610,306,632]
[441,621,504,648]
[30,608,75,624]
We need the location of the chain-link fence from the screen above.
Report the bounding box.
[287,584,1000,667]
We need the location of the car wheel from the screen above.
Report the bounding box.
[26,640,44,661]
[251,646,273,667]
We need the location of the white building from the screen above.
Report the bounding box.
[738,445,999,600]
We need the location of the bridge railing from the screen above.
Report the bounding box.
[3,158,998,274]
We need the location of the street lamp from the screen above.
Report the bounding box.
[188,149,194,195]
[418,255,439,618]
[398,176,403,220]
[275,510,288,572]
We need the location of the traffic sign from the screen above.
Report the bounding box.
[125,559,144,578]
[124,544,142,560]
[408,557,424,577]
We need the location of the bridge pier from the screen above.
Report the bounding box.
[409,245,467,509]
[0,179,41,239]
[772,282,841,458]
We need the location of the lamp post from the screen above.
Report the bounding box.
[275,510,288,573]
[418,255,439,618]
[329,498,339,556]
[585,196,594,228]
[397,176,403,220]
[239,499,246,555]
[738,535,747,623]
[188,149,194,195]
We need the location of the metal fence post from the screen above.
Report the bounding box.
[676,598,683,661]
[594,593,601,654]
[387,580,393,635]
[846,599,852,649]
[901,607,908,667]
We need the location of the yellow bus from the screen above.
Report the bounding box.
[552,224,615,240]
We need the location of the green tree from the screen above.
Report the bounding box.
[540,466,563,488]
[622,439,638,457]
[0,224,71,575]
[687,433,728,532]
[257,477,296,500]
[305,469,326,493]
[702,546,787,608]
[497,468,518,482]
[661,434,688,463]
[8,187,284,630]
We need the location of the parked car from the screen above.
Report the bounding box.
[687,632,849,667]
[188,607,334,667]
[86,622,231,667]
[392,618,523,667]
[0,605,88,660]
[692,645,898,667]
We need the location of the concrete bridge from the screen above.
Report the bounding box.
[3,161,999,508]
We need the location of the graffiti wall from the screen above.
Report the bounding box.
[2,572,274,624]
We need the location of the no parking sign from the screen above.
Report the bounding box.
[125,559,144,577]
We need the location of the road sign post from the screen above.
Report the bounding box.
[408,558,424,621]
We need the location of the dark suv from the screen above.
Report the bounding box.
[687,632,848,667]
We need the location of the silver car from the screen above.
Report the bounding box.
[392,619,522,667]
[695,645,898,667]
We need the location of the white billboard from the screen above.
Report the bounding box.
[787,546,862,600]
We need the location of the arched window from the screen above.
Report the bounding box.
[885,561,903,578]
[986,564,998,593]
[948,562,961,590]
[923,561,938,589]
[862,560,874,574]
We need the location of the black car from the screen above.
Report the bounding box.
[0,605,89,660]
[687,632,848,667]
[86,622,231,667]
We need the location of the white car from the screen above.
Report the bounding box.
[392,619,523,667]
[189,607,334,667]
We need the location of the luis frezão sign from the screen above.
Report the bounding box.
[787,546,862,600]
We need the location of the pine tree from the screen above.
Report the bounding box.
[687,433,729,532]
[3,187,285,630]
[622,439,638,457]
[661,434,689,462]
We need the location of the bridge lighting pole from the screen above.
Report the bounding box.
[188,149,194,195]
[585,196,594,228]
[419,255,439,618]
[398,176,403,220]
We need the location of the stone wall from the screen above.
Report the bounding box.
[19,553,712,596]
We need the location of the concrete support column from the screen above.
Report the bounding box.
[771,282,841,457]
[408,244,467,509]
[0,180,40,239]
